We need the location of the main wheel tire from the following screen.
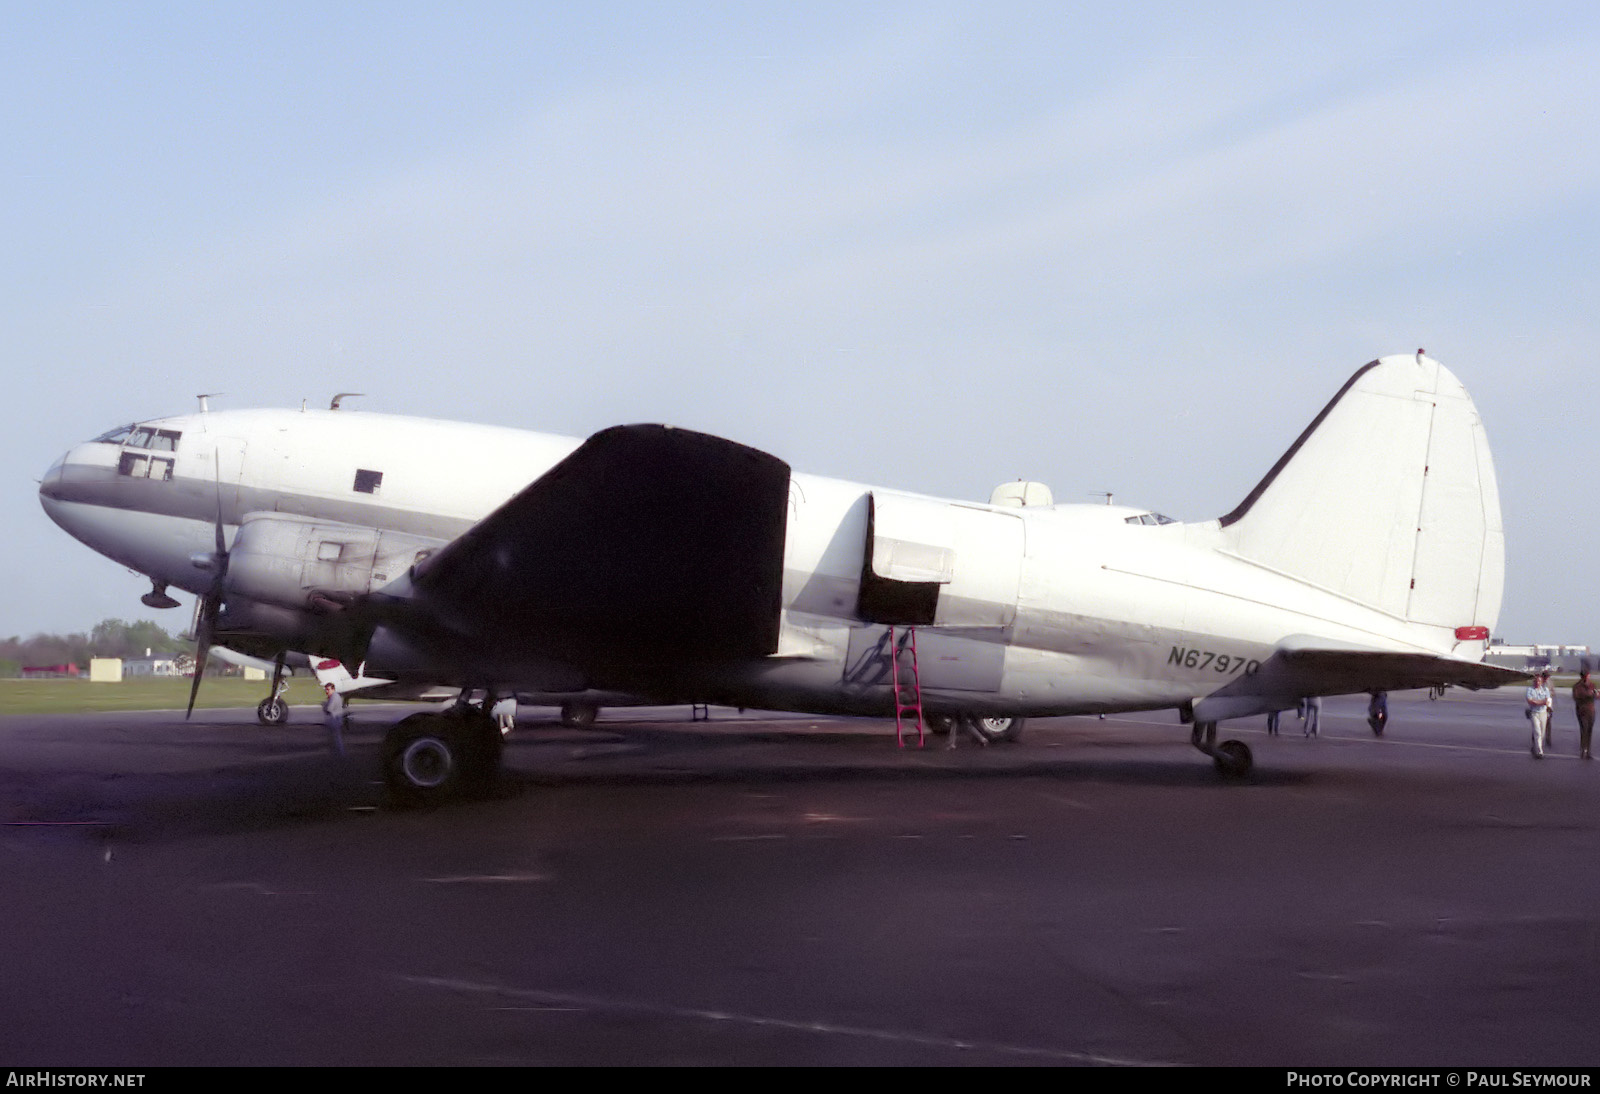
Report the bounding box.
[383,713,466,806]
[256,697,288,726]
[924,713,955,736]
[1213,739,1253,778]
[560,701,599,729]
[966,715,1025,743]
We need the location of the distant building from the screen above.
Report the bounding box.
[123,656,180,677]
[21,664,80,678]
[1485,641,1592,673]
[89,658,123,682]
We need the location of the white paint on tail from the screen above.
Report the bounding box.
[1217,354,1503,653]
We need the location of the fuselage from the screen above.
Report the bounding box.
[40,404,1475,719]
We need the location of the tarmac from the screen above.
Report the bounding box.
[1,688,1597,1066]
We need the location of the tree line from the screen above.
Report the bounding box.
[0,619,190,677]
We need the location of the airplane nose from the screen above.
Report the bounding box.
[39,452,67,501]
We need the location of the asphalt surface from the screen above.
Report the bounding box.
[1,689,1596,1066]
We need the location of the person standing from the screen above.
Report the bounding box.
[1266,708,1281,736]
[1526,671,1554,758]
[1299,696,1321,737]
[1543,671,1556,748]
[322,681,347,757]
[1573,668,1596,761]
[1367,691,1388,736]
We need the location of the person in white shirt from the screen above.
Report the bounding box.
[1526,672,1554,758]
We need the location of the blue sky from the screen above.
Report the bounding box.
[5,3,1597,644]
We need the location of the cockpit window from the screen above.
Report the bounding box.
[1125,512,1177,526]
[97,425,182,451]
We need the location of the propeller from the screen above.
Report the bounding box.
[186,451,231,718]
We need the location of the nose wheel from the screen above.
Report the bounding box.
[256,657,291,725]
[256,696,288,725]
[1191,720,1253,778]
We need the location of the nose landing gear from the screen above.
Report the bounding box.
[255,653,290,725]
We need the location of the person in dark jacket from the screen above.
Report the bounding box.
[1573,668,1596,761]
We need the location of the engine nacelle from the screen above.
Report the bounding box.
[225,512,446,611]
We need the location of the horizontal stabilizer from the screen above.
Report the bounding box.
[1272,643,1527,693]
[1191,635,1525,722]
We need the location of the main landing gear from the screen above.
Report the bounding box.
[381,704,504,807]
[1191,720,1253,778]
[923,713,1026,744]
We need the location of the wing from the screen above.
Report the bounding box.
[396,423,792,672]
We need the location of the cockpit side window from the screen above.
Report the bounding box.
[117,452,173,481]
[353,469,383,495]
[101,425,183,451]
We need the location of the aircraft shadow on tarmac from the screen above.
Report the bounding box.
[1,716,1313,844]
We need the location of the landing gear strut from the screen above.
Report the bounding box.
[256,653,290,726]
[1191,720,1252,778]
[382,705,503,806]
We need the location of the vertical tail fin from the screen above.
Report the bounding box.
[1218,353,1503,649]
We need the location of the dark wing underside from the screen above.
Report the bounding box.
[406,424,791,669]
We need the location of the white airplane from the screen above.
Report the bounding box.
[39,352,1523,802]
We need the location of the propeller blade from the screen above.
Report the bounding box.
[185,590,220,719]
[188,448,232,720]
[185,637,209,718]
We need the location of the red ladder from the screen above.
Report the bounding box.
[889,625,925,748]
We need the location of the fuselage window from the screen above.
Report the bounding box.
[317,541,345,562]
[353,469,383,495]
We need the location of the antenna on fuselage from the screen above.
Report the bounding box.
[1090,491,1114,506]
[196,392,224,414]
[330,393,364,411]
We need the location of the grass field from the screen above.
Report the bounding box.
[0,676,330,716]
